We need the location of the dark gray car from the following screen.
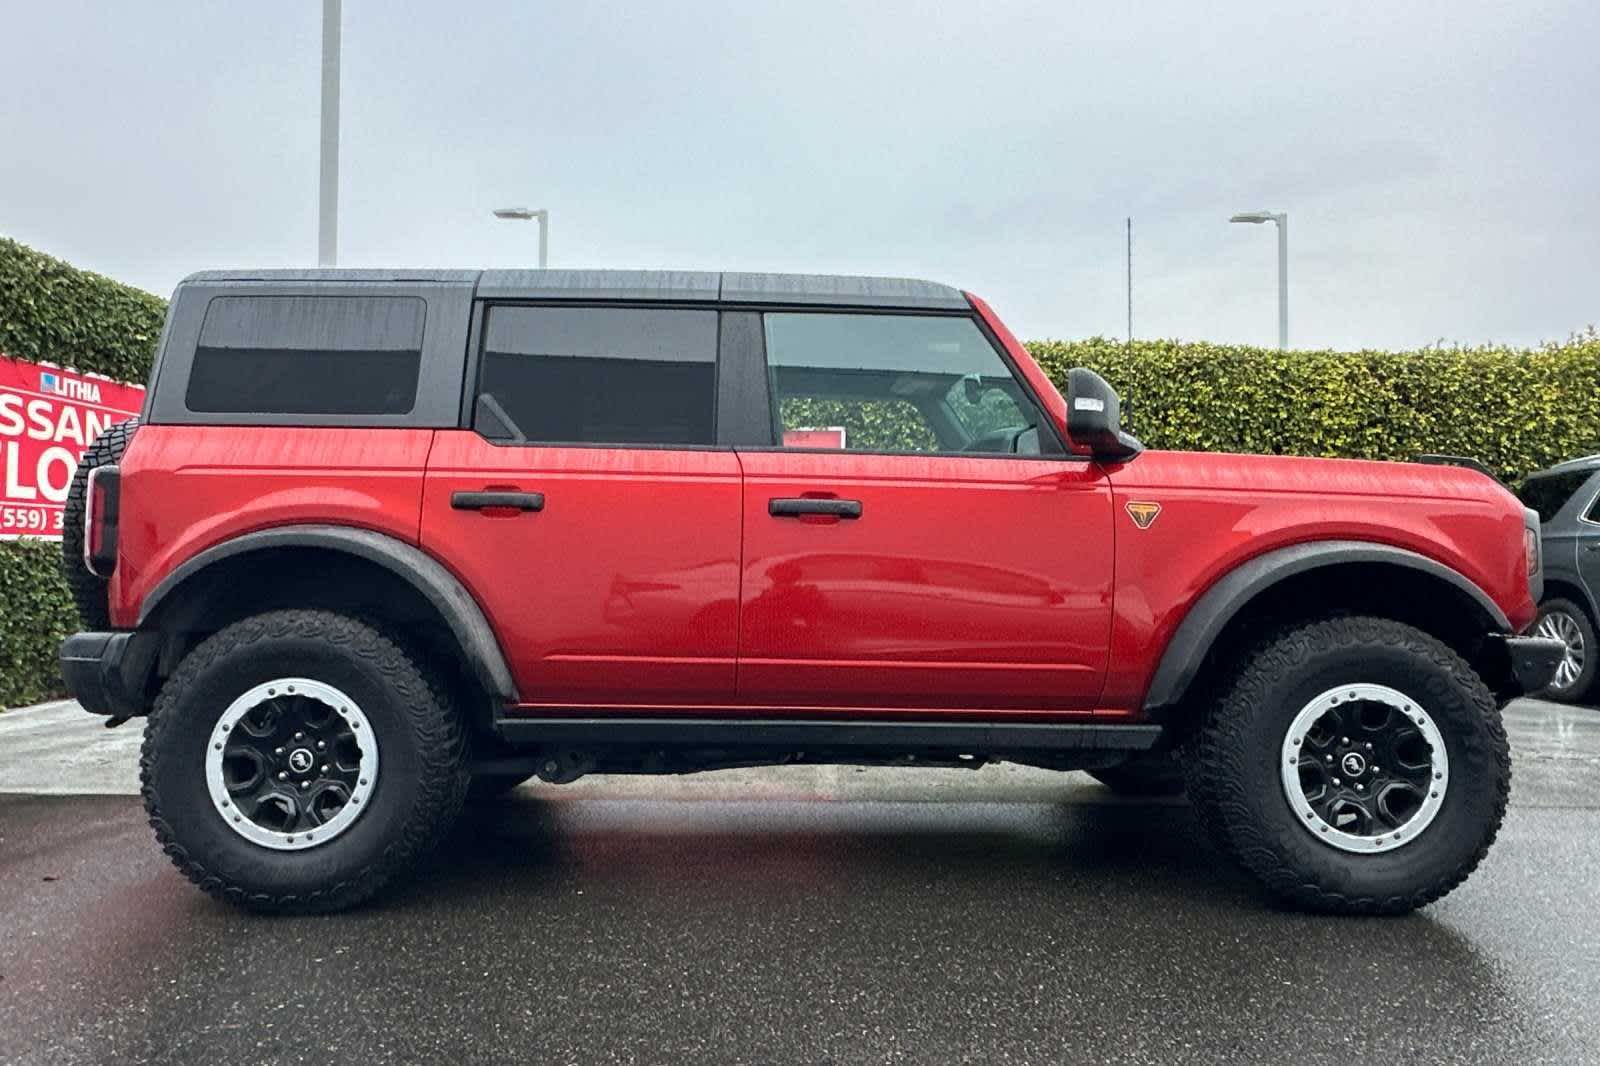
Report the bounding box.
[1518,455,1600,701]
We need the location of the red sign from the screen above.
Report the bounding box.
[1,355,144,540]
[783,426,848,449]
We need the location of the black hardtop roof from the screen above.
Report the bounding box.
[180,269,969,310]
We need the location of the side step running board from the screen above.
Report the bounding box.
[494,717,1163,753]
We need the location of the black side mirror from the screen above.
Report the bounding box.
[1064,368,1143,462]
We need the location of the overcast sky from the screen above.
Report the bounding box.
[3,0,1596,349]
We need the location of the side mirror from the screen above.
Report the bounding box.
[1063,368,1143,462]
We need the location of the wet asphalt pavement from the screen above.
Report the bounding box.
[3,700,1600,1065]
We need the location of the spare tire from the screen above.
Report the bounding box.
[61,417,140,629]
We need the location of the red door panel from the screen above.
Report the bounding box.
[736,451,1113,713]
[422,431,742,707]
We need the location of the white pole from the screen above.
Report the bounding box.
[538,211,549,270]
[318,0,341,267]
[1276,213,1288,350]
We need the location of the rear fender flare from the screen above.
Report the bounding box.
[140,525,518,703]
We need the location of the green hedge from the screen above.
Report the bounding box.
[1027,333,1600,482]
[1,237,164,708]
[0,540,81,708]
[0,237,167,383]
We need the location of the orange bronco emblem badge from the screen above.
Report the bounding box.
[1125,501,1162,529]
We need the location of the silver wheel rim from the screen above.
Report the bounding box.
[205,678,378,851]
[1534,610,1586,690]
[1280,683,1449,854]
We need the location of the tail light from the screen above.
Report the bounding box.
[83,465,121,578]
[1524,526,1539,576]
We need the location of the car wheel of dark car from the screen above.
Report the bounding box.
[140,609,469,913]
[1185,615,1510,916]
[1531,598,1596,703]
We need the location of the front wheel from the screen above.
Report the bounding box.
[1531,598,1596,703]
[1186,616,1509,915]
[141,610,469,912]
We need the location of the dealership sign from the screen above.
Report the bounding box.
[1,355,144,540]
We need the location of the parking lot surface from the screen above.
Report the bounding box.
[2,698,1598,1065]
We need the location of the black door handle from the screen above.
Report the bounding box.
[452,491,544,512]
[1585,543,1600,553]
[769,497,863,519]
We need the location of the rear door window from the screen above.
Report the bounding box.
[475,306,718,446]
[187,296,425,414]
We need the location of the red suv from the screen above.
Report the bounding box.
[58,269,1560,914]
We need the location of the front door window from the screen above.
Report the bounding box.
[763,312,1049,455]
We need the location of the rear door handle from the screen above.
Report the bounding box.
[769,497,863,519]
[452,491,544,512]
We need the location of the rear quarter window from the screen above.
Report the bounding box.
[186,296,426,415]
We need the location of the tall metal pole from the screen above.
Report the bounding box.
[318,0,341,267]
[1276,214,1288,350]
[1126,217,1132,343]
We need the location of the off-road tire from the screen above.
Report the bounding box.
[1532,598,1596,703]
[1185,615,1510,915]
[60,417,139,629]
[141,609,469,913]
[1089,752,1185,796]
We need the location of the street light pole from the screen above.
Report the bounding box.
[1229,210,1288,349]
[492,207,550,269]
[1276,214,1288,351]
[318,0,341,267]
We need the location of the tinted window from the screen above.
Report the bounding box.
[477,307,717,445]
[188,296,425,414]
[1517,469,1593,523]
[763,313,1043,454]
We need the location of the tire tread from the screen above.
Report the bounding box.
[1184,615,1510,915]
[139,609,468,913]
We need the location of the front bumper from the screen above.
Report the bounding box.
[59,631,157,718]
[1494,634,1566,696]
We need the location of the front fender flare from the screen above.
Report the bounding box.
[1141,540,1510,711]
[140,524,519,703]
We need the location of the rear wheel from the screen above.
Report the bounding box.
[141,610,469,912]
[1186,616,1509,915]
[1531,598,1595,703]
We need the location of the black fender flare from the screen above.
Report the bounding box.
[1142,540,1510,711]
[140,524,519,703]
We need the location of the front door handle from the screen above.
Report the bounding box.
[452,491,544,512]
[769,497,863,519]
[1585,543,1600,553]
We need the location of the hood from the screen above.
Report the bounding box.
[1110,450,1517,508]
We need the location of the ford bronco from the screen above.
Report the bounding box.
[58,269,1562,913]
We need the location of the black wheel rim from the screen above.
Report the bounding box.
[1281,683,1448,853]
[206,678,378,850]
